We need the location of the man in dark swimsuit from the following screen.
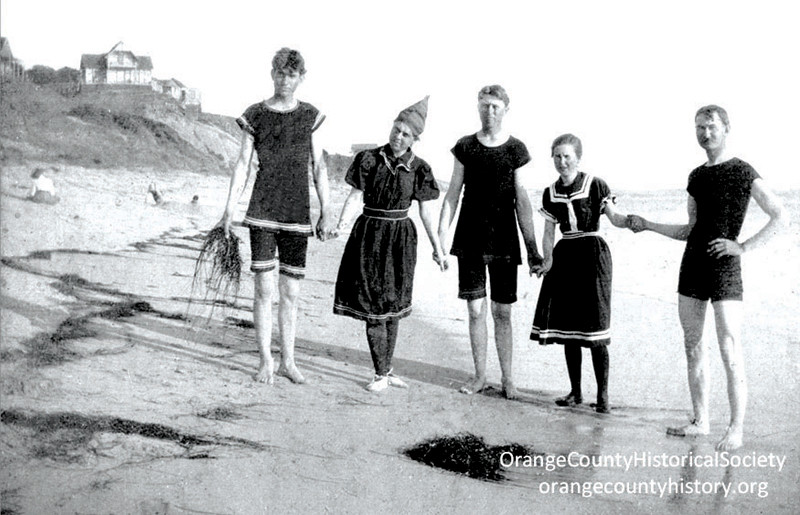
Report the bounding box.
[219,48,336,385]
[438,85,542,399]
[629,105,786,450]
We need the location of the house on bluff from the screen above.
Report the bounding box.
[1,37,26,81]
[152,77,202,112]
[80,42,152,85]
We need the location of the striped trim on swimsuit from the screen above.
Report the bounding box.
[362,207,409,220]
[531,326,611,341]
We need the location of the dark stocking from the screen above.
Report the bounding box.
[385,318,399,373]
[366,319,400,376]
[591,345,610,410]
[564,344,583,400]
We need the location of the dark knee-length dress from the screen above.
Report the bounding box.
[530,172,614,348]
[333,145,439,322]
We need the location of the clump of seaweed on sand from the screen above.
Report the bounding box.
[189,226,243,322]
[403,433,535,482]
[197,405,243,421]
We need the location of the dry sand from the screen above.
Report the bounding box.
[1,162,798,513]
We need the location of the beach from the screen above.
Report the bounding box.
[1,162,798,513]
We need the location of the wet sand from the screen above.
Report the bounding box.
[1,163,798,513]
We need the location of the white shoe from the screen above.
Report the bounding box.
[387,373,408,389]
[365,375,388,392]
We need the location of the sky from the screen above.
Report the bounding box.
[2,0,799,190]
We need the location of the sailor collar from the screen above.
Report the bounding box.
[379,144,415,174]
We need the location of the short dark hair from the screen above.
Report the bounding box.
[272,47,306,74]
[551,133,583,160]
[31,167,45,179]
[478,85,510,107]
[695,104,730,128]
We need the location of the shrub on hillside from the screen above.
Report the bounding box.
[27,65,80,85]
[55,67,80,83]
[28,65,56,85]
[67,105,181,144]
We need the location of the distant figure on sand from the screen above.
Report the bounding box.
[147,184,199,207]
[28,168,59,205]
[148,183,164,205]
[438,85,543,399]
[529,134,632,414]
[332,97,447,392]
[628,105,786,450]
[218,47,336,385]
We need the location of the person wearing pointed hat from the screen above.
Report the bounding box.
[438,85,543,399]
[332,97,447,392]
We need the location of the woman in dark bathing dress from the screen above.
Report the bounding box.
[530,133,631,413]
[333,97,447,392]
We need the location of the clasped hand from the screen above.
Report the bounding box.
[315,214,339,241]
[528,251,548,277]
[626,214,647,233]
[531,255,552,278]
[432,250,448,272]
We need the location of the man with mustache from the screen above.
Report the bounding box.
[628,105,786,450]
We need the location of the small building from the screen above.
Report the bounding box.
[80,42,152,85]
[152,77,202,110]
[179,85,201,108]
[0,37,25,81]
[151,78,182,99]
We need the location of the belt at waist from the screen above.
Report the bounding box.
[363,207,409,220]
[561,231,601,240]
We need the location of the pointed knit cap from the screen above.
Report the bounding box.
[395,96,429,136]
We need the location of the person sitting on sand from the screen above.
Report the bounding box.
[28,168,59,205]
[332,97,447,392]
[438,85,543,399]
[529,133,632,414]
[628,105,786,450]
[218,47,336,385]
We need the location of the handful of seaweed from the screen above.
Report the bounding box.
[403,433,534,482]
[189,226,242,320]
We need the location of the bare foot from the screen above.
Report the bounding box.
[716,426,743,451]
[501,379,520,400]
[666,419,709,437]
[253,360,274,384]
[277,362,306,384]
[458,376,486,395]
